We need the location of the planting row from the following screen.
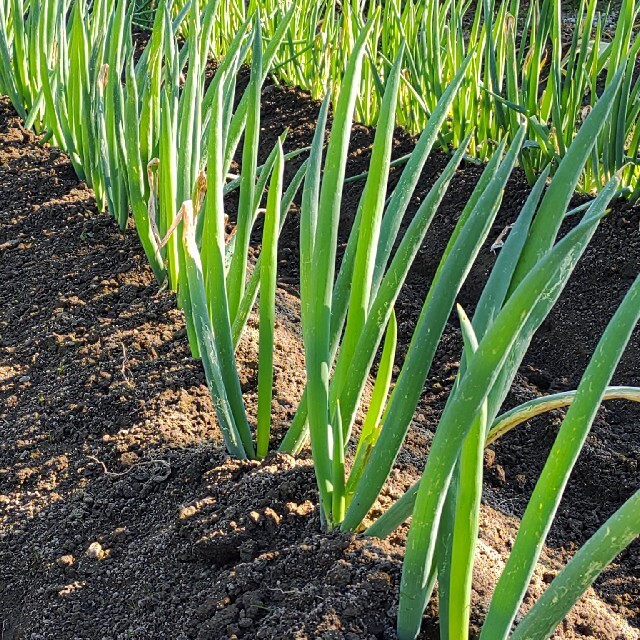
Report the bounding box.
[0,1,639,639]
[119,0,640,197]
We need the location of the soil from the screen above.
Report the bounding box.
[0,74,638,640]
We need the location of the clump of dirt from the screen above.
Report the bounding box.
[176,454,408,640]
[1,73,638,640]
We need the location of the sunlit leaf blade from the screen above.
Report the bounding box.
[396,190,615,640]
[256,141,284,459]
[346,310,397,503]
[303,18,377,525]
[181,201,247,460]
[200,68,254,459]
[510,490,640,640]
[481,272,640,640]
[446,306,486,640]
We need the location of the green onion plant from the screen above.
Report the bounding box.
[286,42,640,639]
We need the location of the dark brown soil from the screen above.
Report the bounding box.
[0,77,638,640]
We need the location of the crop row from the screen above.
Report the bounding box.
[149,0,640,198]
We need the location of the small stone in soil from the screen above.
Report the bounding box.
[56,555,74,568]
[86,542,105,560]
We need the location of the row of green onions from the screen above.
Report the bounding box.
[1,1,638,638]
[137,0,640,199]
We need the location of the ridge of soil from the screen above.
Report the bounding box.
[0,77,638,640]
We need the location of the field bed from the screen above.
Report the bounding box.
[0,78,638,639]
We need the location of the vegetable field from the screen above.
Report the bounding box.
[0,1,639,639]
